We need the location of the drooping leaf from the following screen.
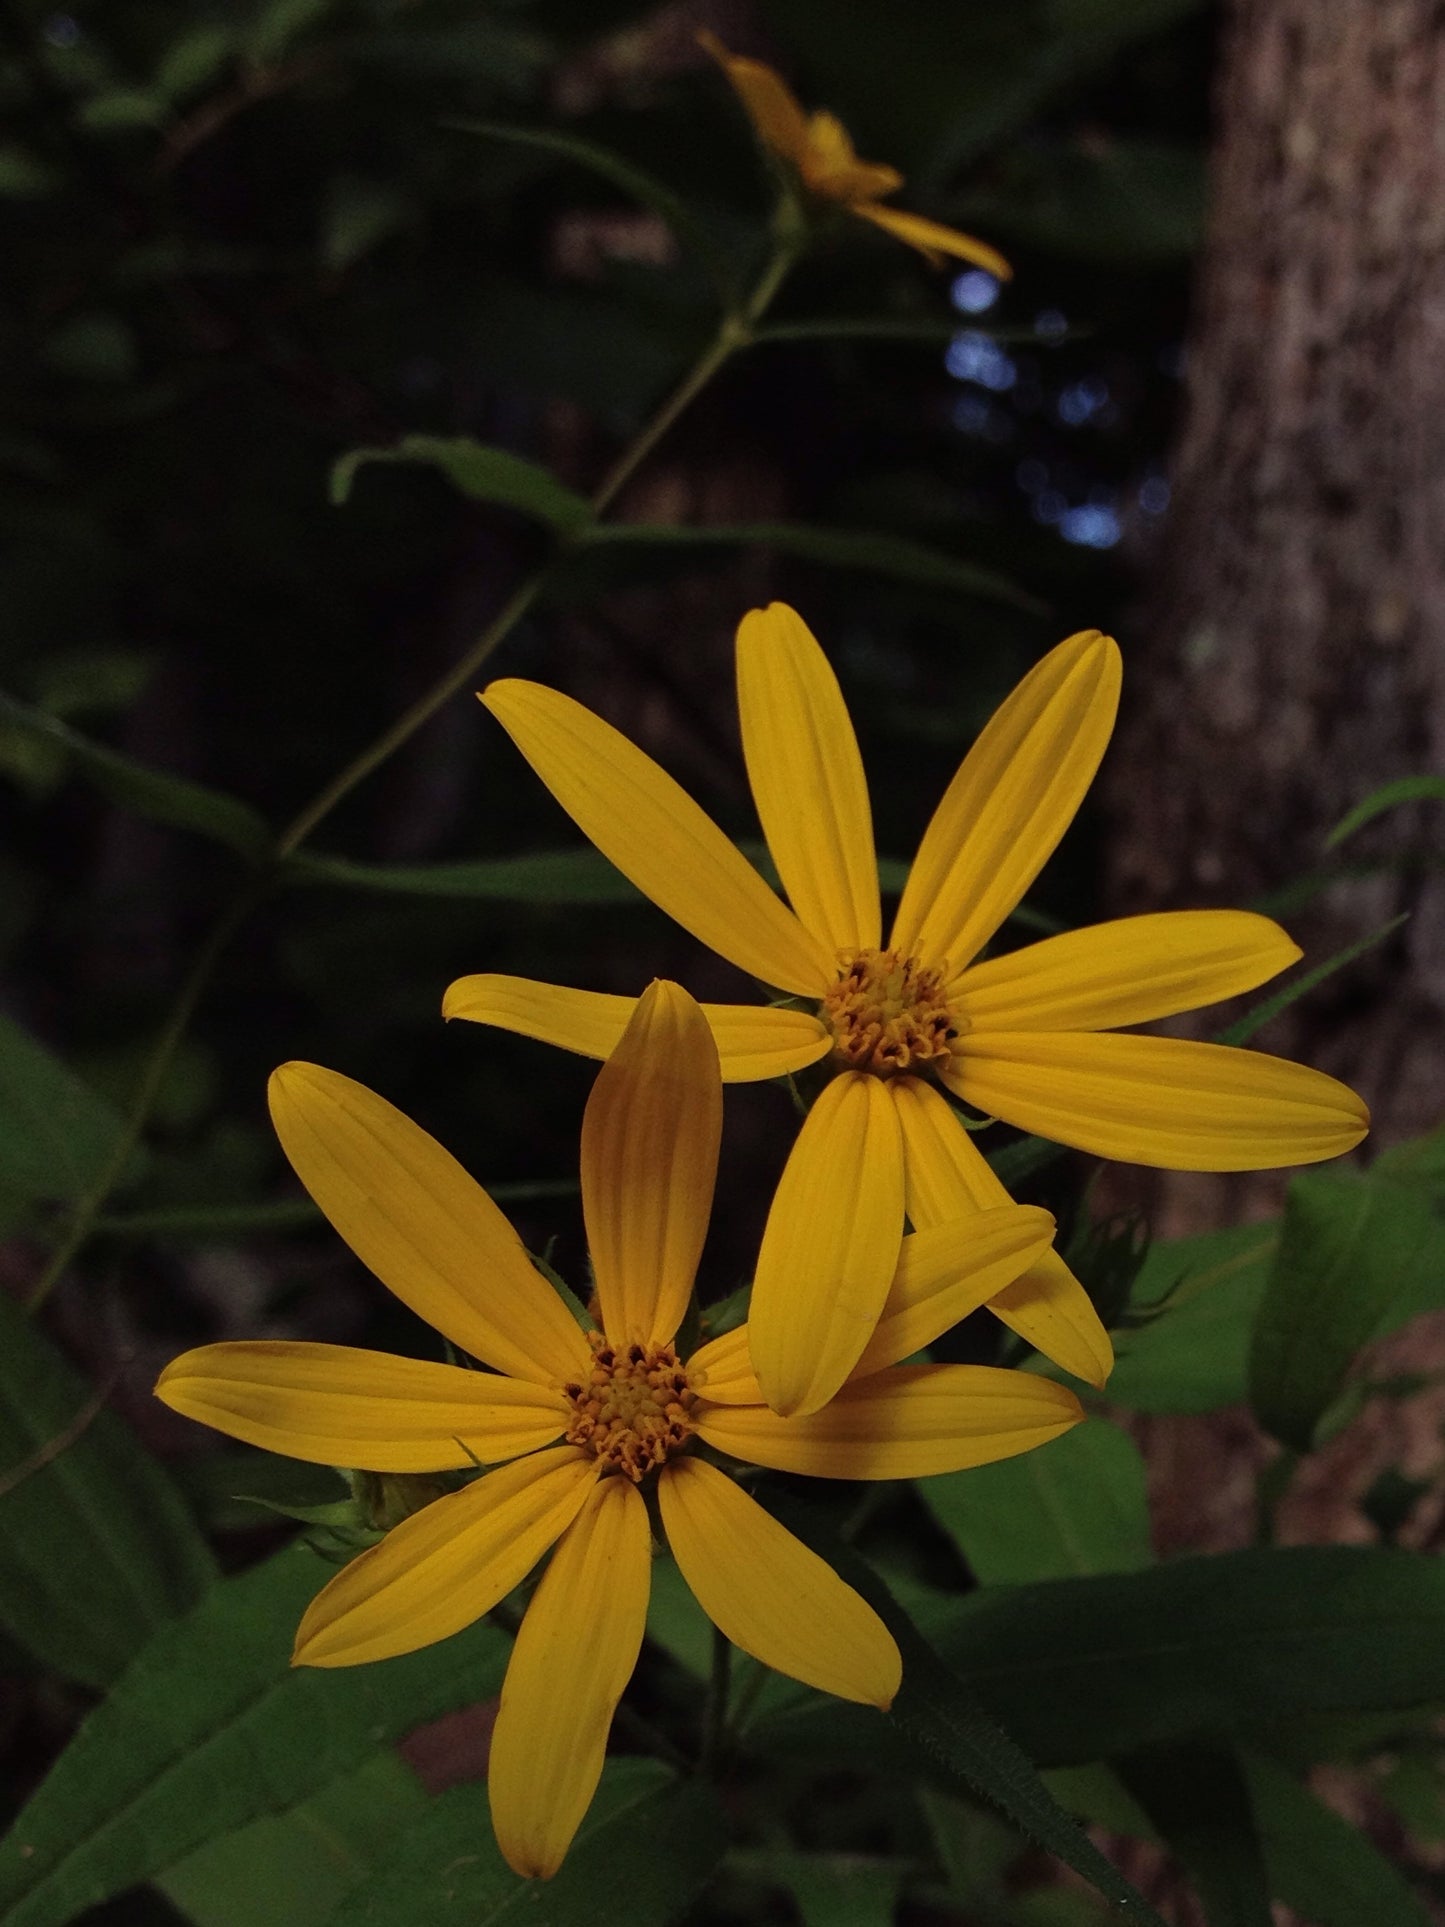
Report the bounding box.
[1214,914,1407,1047]
[922,1416,1152,1585]
[329,435,593,533]
[1117,1744,1271,1927]
[1244,1752,1434,1927]
[1106,1224,1276,1415]
[571,521,1044,610]
[0,1291,216,1691]
[1249,1150,1445,1452]
[286,846,642,903]
[1325,775,1445,850]
[0,1013,140,1204]
[0,1543,510,1927]
[327,1758,728,1927]
[0,691,269,858]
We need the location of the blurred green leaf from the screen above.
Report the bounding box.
[0,1543,509,1927]
[288,846,640,902]
[576,521,1044,610]
[327,1758,728,1927]
[922,1417,1152,1584]
[0,1011,141,1204]
[0,692,269,858]
[330,435,593,532]
[760,1546,1445,1771]
[766,1500,1167,1924]
[245,0,334,65]
[728,1849,911,1926]
[644,1550,711,1679]
[1106,1225,1275,1415]
[0,1292,216,1691]
[1117,1744,1270,1927]
[1249,1151,1445,1452]
[446,117,735,296]
[1245,1752,1433,1927]
[157,1754,429,1927]
[321,177,414,272]
[40,314,139,383]
[1214,914,1407,1047]
[957,138,1206,264]
[153,24,236,100]
[75,91,168,134]
[1326,775,1445,849]
[0,146,60,198]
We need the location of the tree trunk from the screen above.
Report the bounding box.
[1107,0,1445,1219]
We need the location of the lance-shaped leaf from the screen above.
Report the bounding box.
[330,435,593,533]
[0,1013,143,1204]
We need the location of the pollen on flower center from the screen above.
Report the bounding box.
[822,947,963,1076]
[563,1334,696,1482]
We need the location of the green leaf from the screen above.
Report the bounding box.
[1214,914,1407,1047]
[727,1849,911,1926]
[0,691,269,858]
[286,846,642,902]
[1116,1745,1271,1927]
[759,1546,1445,1774]
[764,1499,1167,1925]
[1249,1153,1445,1452]
[327,1758,728,1927]
[1325,775,1445,849]
[156,1754,429,1927]
[0,1543,509,1927]
[1244,1752,1434,1927]
[0,1291,216,1691]
[443,118,735,298]
[330,435,593,533]
[573,521,1045,611]
[0,1012,138,1204]
[1106,1225,1276,1415]
[921,1417,1152,1585]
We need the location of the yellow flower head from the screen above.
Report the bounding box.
[700,31,1010,279]
[447,610,1371,1420]
[155,981,1079,1879]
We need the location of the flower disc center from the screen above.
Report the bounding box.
[822,947,962,1076]
[563,1335,695,1482]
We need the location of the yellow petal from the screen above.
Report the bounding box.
[268,1063,591,1388]
[698,31,810,166]
[659,1457,899,1707]
[735,603,880,953]
[747,1071,905,1417]
[852,1202,1056,1379]
[890,632,1121,976]
[891,1076,1112,1387]
[798,112,903,203]
[696,1362,1083,1479]
[442,974,831,1082]
[945,1032,1371,1171]
[488,1476,651,1880]
[482,680,832,996]
[582,981,720,1348]
[155,1341,569,1470]
[851,202,1011,279]
[686,1324,759,1405]
[956,910,1301,1032]
[293,1447,596,1668]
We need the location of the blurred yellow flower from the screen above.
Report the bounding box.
[700,32,1010,278]
[447,609,1370,1419]
[156,981,1079,1879]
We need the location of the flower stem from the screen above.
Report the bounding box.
[700,1621,733,1773]
[27,232,800,1311]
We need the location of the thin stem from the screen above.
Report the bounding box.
[27,230,800,1310]
[700,1623,734,1774]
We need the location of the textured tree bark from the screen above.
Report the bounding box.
[1107,0,1445,1201]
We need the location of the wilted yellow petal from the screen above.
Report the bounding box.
[747,1071,905,1417]
[956,911,1300,1032]
[891,632,1121,977]
[851,202,1011,279]
[488,1476,651,1880]
[293,1447,596,1668]
[582,981,720,1349]
[268,1063,590,1388]
[482,680,833,996]
[891,1076,1112,1387]
[945,1031,1370,1171]
[442,974,831,1081]
[736,603,880,953]
[155,1341,569,1471]
[697,1362,1083,1479]
[698,31,810,165]
[659,1457,899,1706]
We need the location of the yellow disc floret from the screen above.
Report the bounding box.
[823,947,962,1076]
[563,1334,696,1482]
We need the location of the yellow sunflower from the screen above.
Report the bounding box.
[155,980,1079,1879]
[700,31,1010,278]
[446,608,1369,1419]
